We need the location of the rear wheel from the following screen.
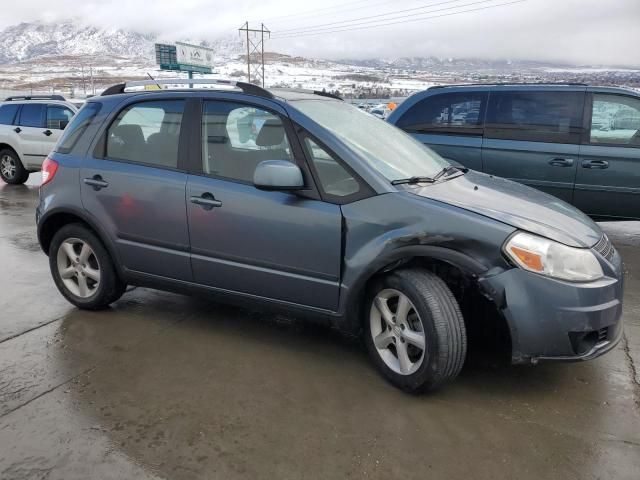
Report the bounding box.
[364,269,467,393]
[0,149,29,185]
[49,224,125,310]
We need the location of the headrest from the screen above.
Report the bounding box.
[255,119,285,147]
[111,124,144,144]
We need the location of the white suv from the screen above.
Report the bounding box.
[0,95,77,184]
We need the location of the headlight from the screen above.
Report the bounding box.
[503,232,603,282]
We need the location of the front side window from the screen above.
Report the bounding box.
[304,137,359,198]
[485,91,584,144]
[202,101,293,183]
[46,105,74,130]
[0,104,19,125]
[590,94,640,146]
[292,100,447,182]
[106,100,185,169]
[18,104,46,128]
[396,92,486,135]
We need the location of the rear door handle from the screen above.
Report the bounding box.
[43,129,53,136]
[83,175,109,190]
[13,127,21,133]
[549,158,574,167]
[190,193,222,210]
[582,160,609,169]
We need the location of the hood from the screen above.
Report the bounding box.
[410,171,602,248]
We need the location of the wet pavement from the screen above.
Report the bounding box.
[1,175,639,480]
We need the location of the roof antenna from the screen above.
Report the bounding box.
[147,72,162,90]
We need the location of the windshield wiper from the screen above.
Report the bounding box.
[432,165,469,182]
[390,175,435,185]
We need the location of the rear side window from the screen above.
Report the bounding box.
[46,105,74,130]
[106,100,185,169]
[590,94,640,146]
[0,104,19,125]
[56,102,101,154]
[201,101,293,183]
[18,104,46,128]
[396,92,487,135]
[485,91,584,144]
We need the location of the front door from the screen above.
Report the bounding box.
[481,89,585,204]
[44,104,75,155]
[575,92,640,220]
[186,100,342,311]
[80,98,192,281]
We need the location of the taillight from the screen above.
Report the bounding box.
[41,157,59,186]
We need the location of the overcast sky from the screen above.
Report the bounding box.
[3,0,640,67]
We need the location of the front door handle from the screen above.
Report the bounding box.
[549,158,574,167]
[190,192,222,210]
[43,129,53,136]
[13,127,21,134]
[83,175,109,190]
[582,159,609,169]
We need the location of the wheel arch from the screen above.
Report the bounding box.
[38,207,125,278]
[0,143,19,157]
[340,246,512,358]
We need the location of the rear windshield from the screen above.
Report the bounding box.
[55,102,101,154]
[291,100,447,182]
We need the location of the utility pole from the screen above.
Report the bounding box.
[238,22,270,87]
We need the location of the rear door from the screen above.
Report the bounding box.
[44,104,75,155]
[481,88,585,204]
[81,98,192,281]
[186,98,343,311]
[574,92,640,219]
[16,103,49,169]
[393,90,487,171]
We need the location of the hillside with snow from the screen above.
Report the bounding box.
[0,21,637,98]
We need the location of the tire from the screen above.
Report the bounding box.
[364,268,467,393]
[0,149,29,185]
[49,223,126,310]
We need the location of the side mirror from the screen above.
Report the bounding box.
[254,160,303,191]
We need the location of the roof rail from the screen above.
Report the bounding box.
[271,88,343,101]
[428,82,589,89]
[101,79,274,99]
[5,94,67,101]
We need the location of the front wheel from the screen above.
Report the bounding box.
[0,149,29,184]
[364,269,467,393]
[49,224,126,310]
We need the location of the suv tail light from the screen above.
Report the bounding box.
[41,157,59,186]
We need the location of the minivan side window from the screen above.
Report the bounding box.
[396,92,487,135]
[201,101,293,183]
[46,105,75,130]
[589,94,640,147]
[106,100,185,169]
[18,104,46,128]
[485,91,584,144]
[0,104,19,125]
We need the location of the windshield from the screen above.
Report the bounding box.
[291,100,448,181]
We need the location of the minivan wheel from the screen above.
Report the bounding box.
[0,149,29,185]
[364,269,467,393]
[49,224,126,310]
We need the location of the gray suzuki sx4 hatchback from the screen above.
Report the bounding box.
[36,79,624,393]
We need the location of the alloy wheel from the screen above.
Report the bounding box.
[0,155,16,180]
[370,288,426,375]
[56,238,101,298]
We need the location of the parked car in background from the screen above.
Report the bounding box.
[388,84,640,220]
[37,79,623,393]
[0,95,77,184]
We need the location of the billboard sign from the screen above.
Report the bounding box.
[176,42,214,69]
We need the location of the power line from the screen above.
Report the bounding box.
[271,0,526,39]
[274,0,473,35]
[251,0,374,24]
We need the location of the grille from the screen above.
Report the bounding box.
[592,234,615,261]
[597,327,608,343]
